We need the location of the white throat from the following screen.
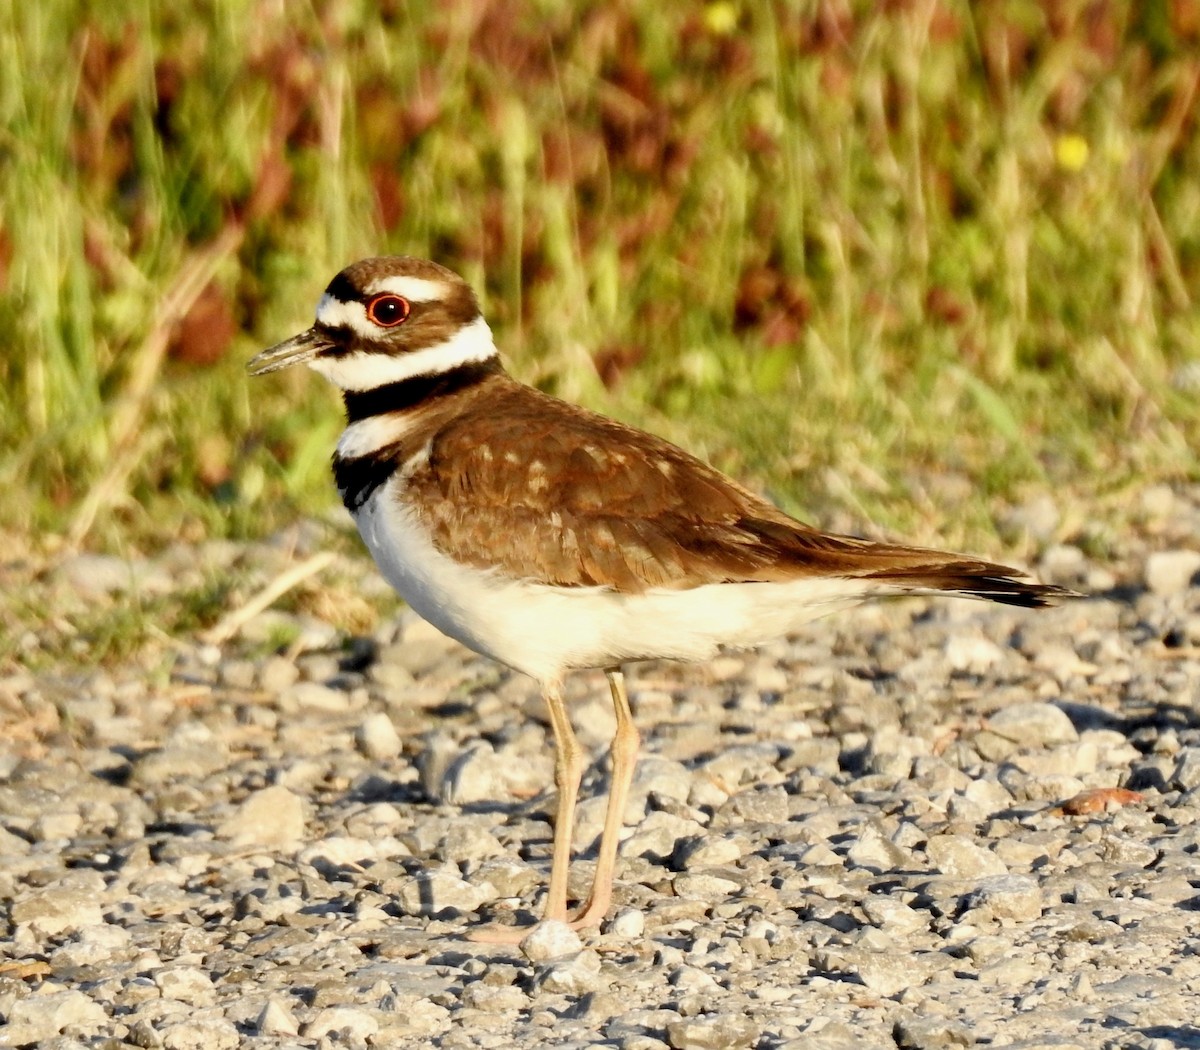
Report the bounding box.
[307,315,497,391]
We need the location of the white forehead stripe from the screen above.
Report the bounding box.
[315,293,376,340]
[307,316,497,391]
[366,274,449,303]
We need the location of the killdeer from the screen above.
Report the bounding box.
[249,256,1068,940]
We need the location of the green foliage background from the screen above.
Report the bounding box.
[2,0,1198,553]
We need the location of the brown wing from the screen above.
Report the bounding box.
[404,379,1064,605]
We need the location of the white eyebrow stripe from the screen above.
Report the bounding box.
[306,316,497,391]
[315,293,376,340]
[366,275,448,303]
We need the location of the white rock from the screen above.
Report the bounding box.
[305,1005,380,1040]
[538,950,605,994]
[396,867,491,915]
[217,785,306,848]
[10,873,105,937]
[520,919,583,961]
[1145,549,1200,596]
[985,702,1078,746]
[607,907,645,938]
[356,711,402,760]
[280,680,352,713]
[944,634,1008,673]
[161,1017,241,1050]
[154,966,216,1006]
[6,989,107,1039]
[926,835,1007,878]
[962,875,1043,922]
[861,896,927,935]
[621,812,706,861]
[297,835,390,868]
[667,1014,760,1049]
[256,997,300,1036]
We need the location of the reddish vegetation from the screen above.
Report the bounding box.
[63,1,1200,382]
[1057,787,1144,816]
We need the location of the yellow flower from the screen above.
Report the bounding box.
[1055,134,1089,171]
[704,2,738,35]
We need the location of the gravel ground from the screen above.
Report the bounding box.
[3,484,1200,1050]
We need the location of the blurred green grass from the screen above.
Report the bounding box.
[1,0,1198,557]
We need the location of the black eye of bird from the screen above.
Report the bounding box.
[366,293,411,327]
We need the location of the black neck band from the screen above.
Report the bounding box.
[341,357,503,421]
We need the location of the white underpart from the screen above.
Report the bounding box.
[307,315,497,391]
[336,412,418,459]
[366,274,449,302]
[352,475,885,686]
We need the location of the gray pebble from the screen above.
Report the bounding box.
[356,711,402,760]
[521,919,583,961]
[216,784,306,848]
[667,1015,759,1050]
[985,702,1078,746]
[305,1005,380,1040]
[962,874,1043,922]
[925,835,1007,878]
[539,950,605,994]
[1144,549,1200,596]
[255,997,300,1036]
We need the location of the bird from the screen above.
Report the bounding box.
[248,256,1069,941]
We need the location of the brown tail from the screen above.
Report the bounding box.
[856,558,1074,608]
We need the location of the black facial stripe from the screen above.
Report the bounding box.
[341,358,503,422]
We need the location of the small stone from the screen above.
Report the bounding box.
[1172,749,1200,791]
[460,983,529,1012]
[160,1018,240,1050]
[305,1005,380,1040]
[154,966,216,1006]
[846,824,912,872]
[1101,834,1159,866]
[607,907,646,938]
[925,835,1007,878]
[431,740,545,804]
[943,634,1007,673]
[6,989,107,1040]
[258,655,300,692]
[356,711,402,760]
[984,703,1078,747]
[666,1014,759,1049]
[10,872,105,936]
[217,785,306,848]
[893,1016,973,1049]
[256,997,300,1036]
[861,896,927,935]
[396,866,491,915]
[57,553,169,595]
[622,812,706,862]
[830,949,933,996]
[672,833,747,870]
[539,950,605,995]
[962,874,1043,922]
[1145,549,1200,596]
[521,919,583,961]
[31,810,83,842]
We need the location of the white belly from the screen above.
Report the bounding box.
[354,478,879,685]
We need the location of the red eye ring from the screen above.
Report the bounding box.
[366,293,411,327]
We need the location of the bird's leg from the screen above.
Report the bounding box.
[541,680,584,923]
[467,680,583,943]
[568,667,640,930]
